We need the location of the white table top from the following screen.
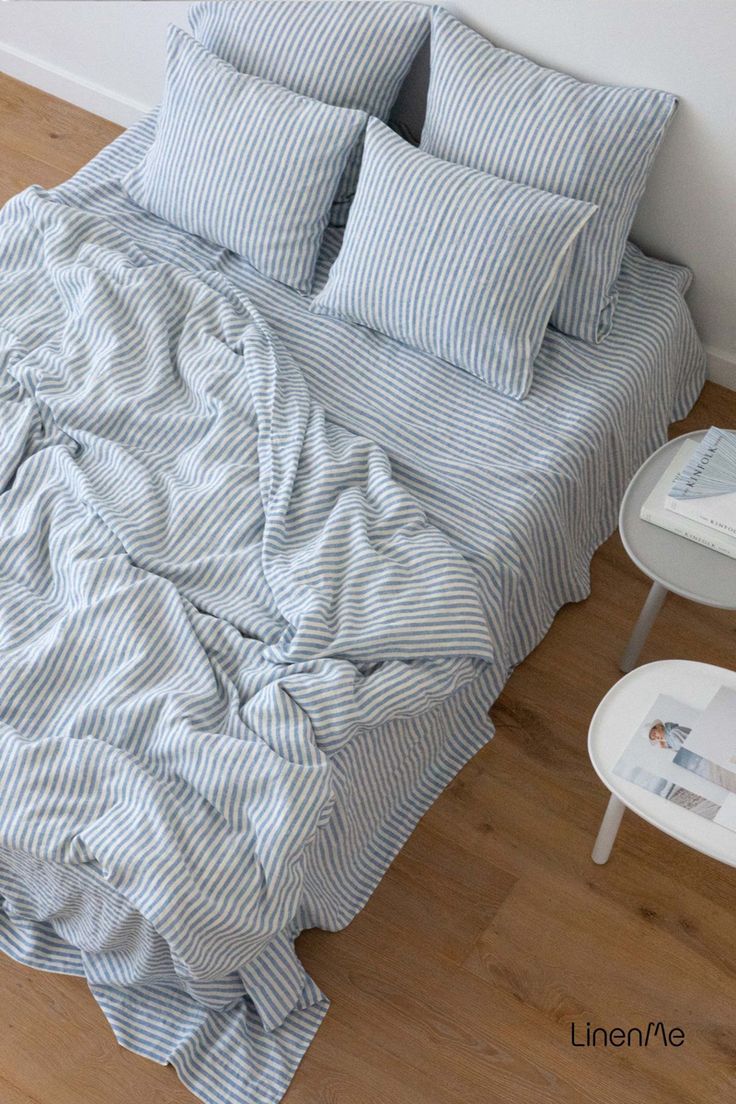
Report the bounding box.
[589,660,736,867]
[619,431,736,609]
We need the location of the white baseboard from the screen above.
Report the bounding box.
[0,42,148,127]
[706,347,736,392]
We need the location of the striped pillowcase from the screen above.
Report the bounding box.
[420,8,677,345]
[311,119,596,400]
[122,26,366,292]
[189,0,430,225]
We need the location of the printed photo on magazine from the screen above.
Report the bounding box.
[673,687,736,791]
[613,694,731,823]
[672,687,736,831]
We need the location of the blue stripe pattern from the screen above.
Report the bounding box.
[0,184,495,1104]
[312,118,596,399]
[1,110,706,1104]
[123,25,366,291]
[420,8,678,345]
[189,0,430,225]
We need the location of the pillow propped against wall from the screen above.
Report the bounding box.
[189,0,430,225]
[311,120,597,401]
[420,8,677,344]
[122,26,366,292]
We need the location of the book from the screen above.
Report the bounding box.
[613,694,736,829]
[666,427,736,538]
[639,439,736,560]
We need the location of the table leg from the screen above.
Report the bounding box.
[619,580,668,673]
[592,794,625,864]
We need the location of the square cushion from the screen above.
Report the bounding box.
[189,0,430,224]
[421,9,677,343]
[123,26,366,292]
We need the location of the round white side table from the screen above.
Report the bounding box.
[618,431,736,673]
[588,659,736,865]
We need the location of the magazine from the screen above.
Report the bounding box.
[613,694,734,825]
[666,427,736,538]
[673,687,736,798]
[640,439,736,559]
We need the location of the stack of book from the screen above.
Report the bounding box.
[615,687,736,831]
[640,427,736,559]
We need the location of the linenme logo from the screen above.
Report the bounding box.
[570,1021,685,1048]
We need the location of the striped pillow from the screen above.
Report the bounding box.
[421,8,677,344]
[122,26,366,292]
[311,120,596,400]
[189,0,430,225]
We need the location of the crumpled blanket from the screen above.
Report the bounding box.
[0,188,494,1104]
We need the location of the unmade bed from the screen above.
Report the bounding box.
[0,50,706,1104]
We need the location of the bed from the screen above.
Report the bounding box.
[54,108,705,670]
[0,7,706,1104]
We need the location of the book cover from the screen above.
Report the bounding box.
[639,440,736,560]
[666,427,736,537]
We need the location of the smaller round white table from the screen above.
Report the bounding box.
[618,431,736,673]
[588,659,736,866]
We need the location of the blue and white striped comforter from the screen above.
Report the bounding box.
[0,112,707,1104]
[0,187,497,1104]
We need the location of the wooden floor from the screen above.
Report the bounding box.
[1,71,735,1104]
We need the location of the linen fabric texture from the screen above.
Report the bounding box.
[312,119,597,399]
[189,0,431,224]
[123,25,366,291]
[420,8,678,344]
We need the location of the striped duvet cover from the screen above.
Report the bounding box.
[0,187,497,1104]
[0,114,707,1104]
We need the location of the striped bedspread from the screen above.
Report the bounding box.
[0,110,707,1104]
[0,187,497,1104]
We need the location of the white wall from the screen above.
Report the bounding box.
[0,0,734,388]
[0,1,192,124]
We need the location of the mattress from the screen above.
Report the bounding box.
[1,113,706,1104]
